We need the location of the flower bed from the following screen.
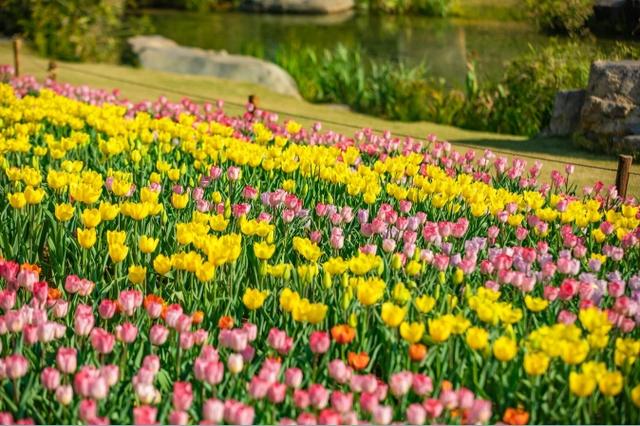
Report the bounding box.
[0,67,639,425]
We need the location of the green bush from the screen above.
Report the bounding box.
[275,41,640,137]
[1,0,151,63]
[525,0,594,34]
[360,0,451,16]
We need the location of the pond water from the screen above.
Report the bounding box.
[146,10,634,87]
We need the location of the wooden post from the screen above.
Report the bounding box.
[47,60,58,81]
[248,94,258,109]
[615,154,632,199]
[12,37,21,77]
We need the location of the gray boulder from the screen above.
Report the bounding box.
[128,35,300,98]
[545,89,586,137]
[576,60,640,155]
[240,0,354,14]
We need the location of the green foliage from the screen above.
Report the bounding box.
[1,0,152,63]
[360,0,451,16]
[525,0,594,34]
[276,41,640,137]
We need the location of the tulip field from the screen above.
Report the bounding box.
[0,64,639,425]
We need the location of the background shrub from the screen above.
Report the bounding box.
[525,0,595,34]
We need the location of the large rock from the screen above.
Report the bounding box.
[545,89,586,136]
[575,60,640,155]
[240,0,354,14]
[128,35,300,98]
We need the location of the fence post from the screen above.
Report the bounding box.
[12,37,21,77]
[615,154,632,199]
[48,60,58,81]
[248,94,258,109]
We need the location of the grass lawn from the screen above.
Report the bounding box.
[0,39,638,197]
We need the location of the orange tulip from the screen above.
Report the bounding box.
[218,315,234,329]
[503,407,530,425]
[48,288,62,300]
[192,310,204,324]
[409,343,427,362]
[331,324,356,344]
[348,351,369,370]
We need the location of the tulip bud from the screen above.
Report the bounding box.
[323,271,332,289]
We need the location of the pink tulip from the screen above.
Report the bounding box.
[52,299,69,318]
[204,361,224,386]
[412,373,433,396]
[133,405,157,425]
[317,408,341,425]
[296,412,316,425]
[406,403,426,425]
[389,371,413,397]
[203,399,224,423]
[294,389,310,409]
[328,359,351,384]
[115,322,138,343]
[149,324,169,346]
[268,382,287,404]
[372,405,393,425]
[90,328,115,354]
[309,384,329,409]
[249,376,270,399]
[172,382,193,411]
[179,331,194,349]
[41,367,61,391]
[423,398,444,418]
[78,399,97,423]
[284,367,303,388]
[56,347,77,374]
[330,390,353,413]
[168,411,188,425]
[309,331,330,354]
[98,300,116,319]
[5,354,28,379]
[55,384,73,406]
[0,290,16,311]
[118,290,143,316]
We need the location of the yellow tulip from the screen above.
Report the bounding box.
[569,372,596,397]
[466,327,489,350]
[128,265,147,284]
[81,208,102,228]
[631,384,640,407]
[108,243,129,263]
[24,186,45,204]
[493,336,517,362]
[243,288,269,310]
[415,295,436,314]
[55,203,74,221]
[524,352,550,376]
[8,192,26,209]
[524,295,548,312]
[77,228,96,249]
[381,302,406,328]
[171,192,189,209]
[400,321,425,343]
[253,241,276,260]
[598,371,623,397]
[195,261,215,282]
[153,254,172,275]
[428,317,452,343]
[139,236,159,254]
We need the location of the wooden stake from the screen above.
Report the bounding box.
[48,60,58,81]
[12,37,21,77]
[615,154,633,199]
[248,94,258,109]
